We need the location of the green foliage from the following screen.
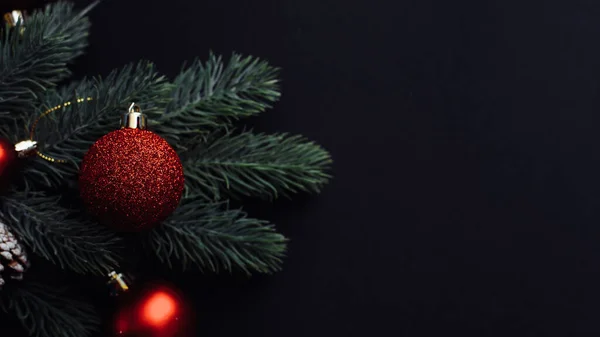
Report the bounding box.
[1,282,99,337]
[151,53,280,136]
[145,197,287,274]
[0,1,96,129]
[182,130,332,200]
[1,190,121,275]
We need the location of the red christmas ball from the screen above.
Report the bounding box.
[79,128,184,231]
[114,282,193,337]
[0,137,18,191]
[0,138,16,177]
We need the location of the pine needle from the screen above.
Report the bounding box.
[145,198,287,274]
[183,130,332,200]
[0,282,99,337]
[151,52,280,136]
[0,1,96,130]
[0,190,121,275]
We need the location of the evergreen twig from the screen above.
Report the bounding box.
[145,197,287,274]
[0,282,99,337]
[0,1,96,132]
[151,52,280,138]
[182,130,332,200]
[0,190,121,275]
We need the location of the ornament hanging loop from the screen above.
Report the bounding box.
[28,96,93,163]
[121,102,147,130]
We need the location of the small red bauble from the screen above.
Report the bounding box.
[79,104,184,231]
[0,137,16,180]
[0,137,21,192]
[114,282,193,337]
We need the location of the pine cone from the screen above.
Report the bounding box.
[0,222,28,288]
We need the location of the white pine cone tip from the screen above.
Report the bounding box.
[0,222,28,288]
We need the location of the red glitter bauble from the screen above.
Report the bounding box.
[79,129,184,231]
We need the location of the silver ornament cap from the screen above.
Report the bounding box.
[4,10,24,28]
[14,140,37,158]
[121,103,147,130]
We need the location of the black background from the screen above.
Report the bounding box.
[5,0,600,336]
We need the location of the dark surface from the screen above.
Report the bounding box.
[7,0,600,336]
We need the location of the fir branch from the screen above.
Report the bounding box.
[1,282,99,337]
[0,190,121,275]
[145,198,287,274]
[22,61,170,187]
[182,130,332,200]
[0,1,96,126]
[150,53,280,137]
